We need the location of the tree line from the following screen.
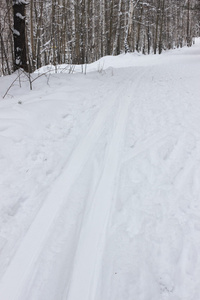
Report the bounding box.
[0,0,200,75]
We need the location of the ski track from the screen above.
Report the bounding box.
[0,89,119,300]
[67,92,130,300]
[66,69,148,300]
[0,69,139,300]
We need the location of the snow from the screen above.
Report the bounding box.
[14,0,28,5]
[13,29,20,36]
[0,39,200,300]
[16,13,25,20]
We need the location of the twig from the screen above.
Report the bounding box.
[3,71,22,99]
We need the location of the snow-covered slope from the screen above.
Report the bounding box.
[0,40,200,300]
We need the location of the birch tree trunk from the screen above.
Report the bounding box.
[158,0,165,54]
[30,0,35,68]
[136,3,144,52]
[154,0,161,54]
[101,0,106,56]
[113,0,122,55]
[91,0,95,57]
[124,0,140,52]
[187,0,192,46]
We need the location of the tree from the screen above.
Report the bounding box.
[13,0,28,72]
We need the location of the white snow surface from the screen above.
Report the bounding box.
[0,40,200,300]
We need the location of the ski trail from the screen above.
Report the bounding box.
[67,96,130,300]
[0,99,116,300]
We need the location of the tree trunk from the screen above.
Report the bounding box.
[187,0,191,46]
[113,0,122,55]
[154,0,161,54]
[13,0,28,72]
[124,0,140,53]
[136,4,144,52]
[158,0,165,54]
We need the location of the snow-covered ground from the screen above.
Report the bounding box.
[0,40,200,300]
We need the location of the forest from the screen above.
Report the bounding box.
[0,0,200,76]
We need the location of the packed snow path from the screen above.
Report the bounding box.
[67,81,133,300]
[0,40,200,300]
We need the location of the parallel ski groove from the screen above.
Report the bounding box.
[0,98,116,300]
[67,96,130,300]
